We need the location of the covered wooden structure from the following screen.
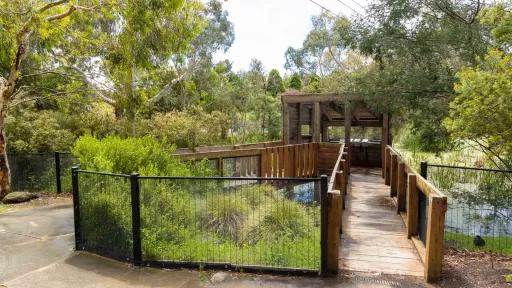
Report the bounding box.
[281,92,391,167]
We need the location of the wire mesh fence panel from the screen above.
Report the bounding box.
[59,153,78,192]
[8,153,78,193]
[77,171,133,262]
[139,177,321,271]
[428,165,512,254]
[9,153,56,192]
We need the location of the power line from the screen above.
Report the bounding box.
[308,0,342,17]
[333,0,363,17]
[347,0,365,10]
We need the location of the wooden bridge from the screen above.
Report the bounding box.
[173,93,447,283]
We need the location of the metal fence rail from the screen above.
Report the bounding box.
[425,163,512,254]
[72,168,327,274]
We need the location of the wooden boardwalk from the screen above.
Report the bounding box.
[339,167,424,277]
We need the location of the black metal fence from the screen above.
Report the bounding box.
[9,152,77,193]
[425,163,512,254]
[72,167,328,274]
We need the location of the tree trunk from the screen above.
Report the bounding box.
[0,91,11,200]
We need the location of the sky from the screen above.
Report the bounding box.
[214,0,367,75]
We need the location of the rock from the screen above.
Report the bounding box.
[2,192,39,204]
[210,272,229,283]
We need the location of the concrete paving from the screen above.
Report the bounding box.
[0,204,426,288]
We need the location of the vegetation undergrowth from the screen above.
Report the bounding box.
[74,136,320,269]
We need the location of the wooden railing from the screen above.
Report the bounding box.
[325,143,349,274]
[384,146,448,282]
[174,142,320,178]
[260,143,318,177]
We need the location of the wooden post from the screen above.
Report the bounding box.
[322,122,329,142]
[425,196,447,282]
[390,153,398,197]
[407,174,419,238]
[296,103,302,144]
[397,162,407,213]
[384,147,391,185]
[344,102,351,145]
[313,102,321,143]
[381,114,389,176]
[336,171,346,210]
[326,190,342,274]
[283,102,290,145]
[320,175,329,276]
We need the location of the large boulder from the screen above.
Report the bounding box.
[2,192,39,204]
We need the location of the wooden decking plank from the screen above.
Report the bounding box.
[339,167,424,277]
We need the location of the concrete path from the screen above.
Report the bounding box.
[0,204,426,288]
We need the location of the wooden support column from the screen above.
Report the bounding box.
[384,147,391,185]
[425,196,447,282]
[296,103,302,144]
[344,102,351,175]
[407,174,418,238]
[283,102,290,144]
[326,190,342,274]
[381,114,390,177]
[322,122,329,142]
[313,102,321,142]
[390,153,398,197]
[397,162,407,213]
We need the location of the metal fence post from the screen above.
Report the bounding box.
[130,173,142,267]
[71,166,81,250]
[320,175,328,276]
[55,152,62,193]
[421,161,428,179]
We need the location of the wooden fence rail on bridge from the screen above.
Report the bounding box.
[384,146,448,282]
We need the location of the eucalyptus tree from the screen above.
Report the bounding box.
[0,0,101,199]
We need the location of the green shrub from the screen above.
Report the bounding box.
[202,194,248,243]
[72,135,193,176]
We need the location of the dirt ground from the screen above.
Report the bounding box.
[434,249,512,288]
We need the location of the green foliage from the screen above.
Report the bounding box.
[72,135,192,176]
[288,73,303,90]
[6,108,75,153]
[447,48,512,169]
[266,69,284,96]
[150,108,229,148]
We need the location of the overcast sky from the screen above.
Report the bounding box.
[214,0,367,75]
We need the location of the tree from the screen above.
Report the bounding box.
[0,0,99,199]
[446,4,512,169]
[288,73,303,90]
[266,69,284,96]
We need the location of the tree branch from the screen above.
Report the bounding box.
[38,0,69,13]
[46,4,97,22]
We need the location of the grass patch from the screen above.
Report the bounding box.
[445,231,512,255]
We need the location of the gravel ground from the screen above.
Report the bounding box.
[434,249,512,288]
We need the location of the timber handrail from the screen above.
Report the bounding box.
[383,145,448,282]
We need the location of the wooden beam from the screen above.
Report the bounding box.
[281,93,356,104]
[324,120,382,127]
[322,122,329,142]
[424,196,448,282]
[384,147,391,185]
[407,174,419,238]
[283,102,290,144]
[313,102,321,142]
